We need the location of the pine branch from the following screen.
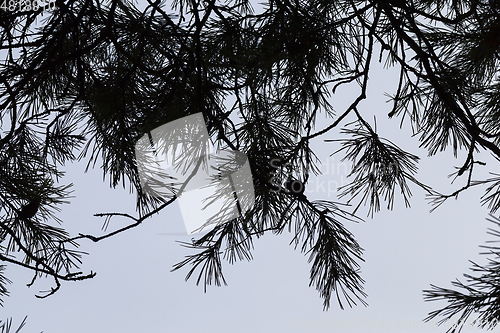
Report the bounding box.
[424,215,500,333]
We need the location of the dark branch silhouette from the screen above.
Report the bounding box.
[1,1,500,331]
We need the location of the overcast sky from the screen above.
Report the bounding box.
[2,2,498,332]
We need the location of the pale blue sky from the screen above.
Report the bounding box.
[2,2,497,332]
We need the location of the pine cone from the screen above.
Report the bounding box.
[18,196,42,221]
